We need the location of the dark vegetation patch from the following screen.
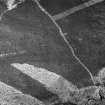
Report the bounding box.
[40,0,89,15]
[57,2,105,76]
[40,0,105,76]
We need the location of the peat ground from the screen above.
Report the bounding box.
[1,0,105,104]
[40,0,105,77]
